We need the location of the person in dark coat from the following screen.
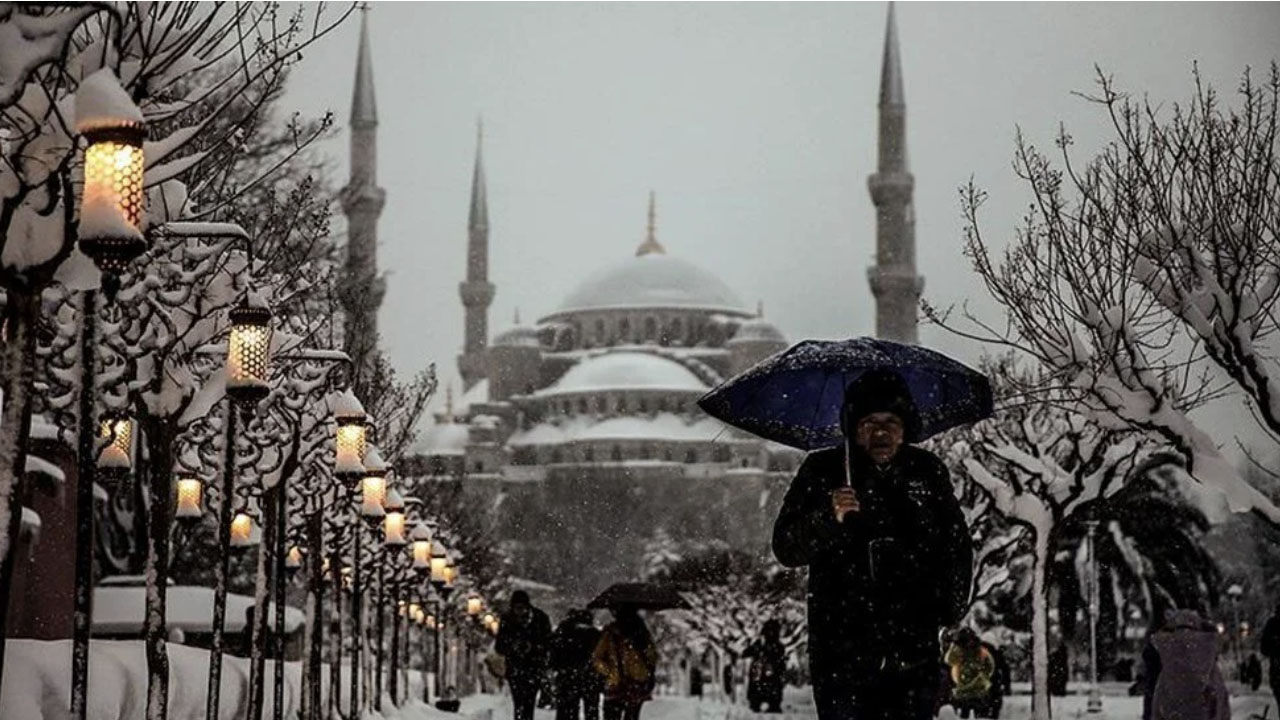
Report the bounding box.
[978,639,1010,719]
[771,369,974,720]
[497,590,553,720]
[551,609,603,720]
[1262,603,1280,710]
[1047,642,1068,697]
[745,619,787,713]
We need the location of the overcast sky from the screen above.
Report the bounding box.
[284,1,1279,447]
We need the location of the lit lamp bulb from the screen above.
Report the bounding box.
[225,298,273,407]
[467,594,483,617]
[174,475,203,526]
[426,614,437,630]
[333,390,368,487]
[410,524,432,573]
[285,546,304,573]
[443,563,458,587]
[97,416,133,481]
[383,510,407,548]
[410,604,425,624]
[430,550,449,585]
[75,68,147,275]
[360,474,386,522]
[230,512,256,549]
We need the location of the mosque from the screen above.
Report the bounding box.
[339,6,922,601]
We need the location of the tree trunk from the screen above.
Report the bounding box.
[1031,528,1052,720]
[142,418,175,720]
[247,482,278,720]
[206,404,237,720]
[71,289,98,720]
[0,289,38,692]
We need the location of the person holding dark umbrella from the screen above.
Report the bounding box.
[770,368,973,720]
[592,605,658,720]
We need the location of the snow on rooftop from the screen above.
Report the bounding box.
[509,412,730,446]
[548,254,749,316]
[411,421,470,457]
[93,584,304,635]
[535,351,708,397]
[454,379,489,417]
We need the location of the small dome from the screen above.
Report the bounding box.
[536,351,708,397]
[411,421,470,457]
[550,254,748,316]
[492,324,541,349]
[729,318,786,345]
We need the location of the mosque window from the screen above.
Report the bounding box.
[619,318,630,340]
[741,458,750,468]
[585,446,595,462]
[595,319,606,342]
[670,319,683,345]
[595,396,606,414]
[658,398,668,413]
[551,448,563,464]
[563,400,572,415]
[713,446,731,463]
[616,396,627,413]
[638,397,649,414]
[640,444,652,460]
[684,449,698,464]
[474,461,485,473]
[611,445,623,462]
[644,317,657,342]
[577,397,589,414]
[663,448,674,462]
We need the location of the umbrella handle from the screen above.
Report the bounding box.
[836,437,853,523]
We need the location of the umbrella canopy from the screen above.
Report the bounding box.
[587,582,690,611]
[698,337,992,450]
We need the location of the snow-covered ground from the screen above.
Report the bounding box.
[4,642,1275,720]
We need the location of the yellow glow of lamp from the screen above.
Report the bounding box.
[467,594,483,617]
[429,552,448,584]
[78,114,147,273]
[443,563,458,587]
[97,415,133,480]
[334,390,368,486]
[174,475,203,525]
[285,545,304,571]
[361,474,386,520]
[426,614,437,630]
[230,512,256,548]
[410,524,432,572]
[225,299,273,407]
[383,510,407,547]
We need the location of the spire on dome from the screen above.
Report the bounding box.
[351,6,378,127]
[445,384,454,420]
[635,190,665,256]
[757,300,764,318]
[469,117,488,233]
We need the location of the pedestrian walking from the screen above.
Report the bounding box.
[943,628,994,719]
[771,369,974,720]
[551,608,603,720]
[593,606,657,720]
[1148,609,1230,720]
[497,590,553,720]
[746,620,787,713]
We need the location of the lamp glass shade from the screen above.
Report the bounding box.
[175,477,203,519]
[230,512,255,547]
[80,125,146,272]
[383,511,407,546]
[335,421,367,479]
[412,539,432,570]
[285,545,304,569]
[360,475,386,518]
[429,555,448,583]
[467,596,483,616]
[226,303,272,403]
[426,615,437,630]
[98,417,132,472]
[443,564,457,586]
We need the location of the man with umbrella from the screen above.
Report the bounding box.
[700,340,987,720]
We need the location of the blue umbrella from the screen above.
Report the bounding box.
[697,337,993,451]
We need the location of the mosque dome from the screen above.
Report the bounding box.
[534,351,708,397]
[492,324,541,349]
[549,254,748,317]
[411,421,470,457]
[728,317,787,345]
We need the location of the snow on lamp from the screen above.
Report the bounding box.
[383,510,407,548]
[96,415,133,481]
[410,524,432,573]
[174,474,203,526]
[225,297,273,407]
[334,390,368,487]
[76,69,147,275]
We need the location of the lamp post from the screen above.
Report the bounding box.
[1227,584,1244,679]
[70,80,149,717]
[384,517,407,708]
[207,298,274,720]
[1084,520,1102,714]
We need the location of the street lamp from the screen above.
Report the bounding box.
[285,545,304,581]
[411,524,432,574]
[384,510,407,548]
[1228,583,1244,678]
[224,298,273,406]
[96,414,133,482]
[230,511,258,549]
[174,474,203,527]
[76,70,147,276]
[1084,520,1102,714]
[361,446,389,525]
[334,390,368,487]
[467,594,483,618]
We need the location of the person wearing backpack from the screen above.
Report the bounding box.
[593,606,658,720]
[944,628,995,719]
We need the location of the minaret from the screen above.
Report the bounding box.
[457,120,494,391]
[635,191,665,256]
[866,3,923,344]
[340,8,386,369]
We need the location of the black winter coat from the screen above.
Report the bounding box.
[550,617,602,673]
[772,444,972,687]
[497,607,553,680]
